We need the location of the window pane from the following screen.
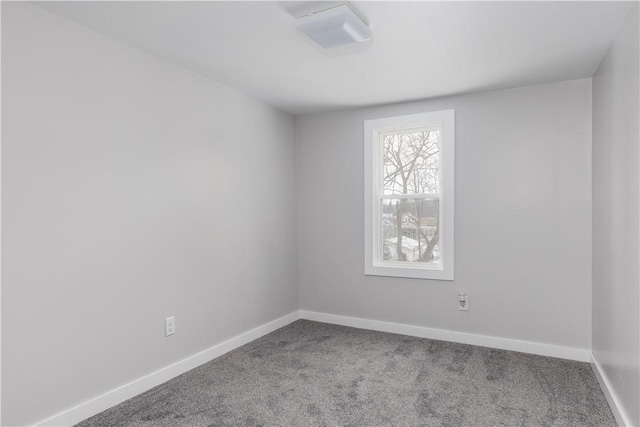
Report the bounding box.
[383,130,440,195]
[381,198,440,264]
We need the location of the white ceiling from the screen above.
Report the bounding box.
[36,1,634,115]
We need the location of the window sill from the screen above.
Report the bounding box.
[365,263,454,281]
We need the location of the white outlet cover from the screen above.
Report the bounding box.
[459,295,469,311]
[165,316,176,336]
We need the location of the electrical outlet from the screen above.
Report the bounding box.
[458,293,469,311]
[165,316,176,336]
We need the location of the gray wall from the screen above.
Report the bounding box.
[592,4,640,426]
[1,3,298,426]
[296,79,593,350]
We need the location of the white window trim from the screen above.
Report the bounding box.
[364,109,455,281]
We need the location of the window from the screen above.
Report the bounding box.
[364,110,454,280]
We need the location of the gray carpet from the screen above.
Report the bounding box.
[76,320,615,426]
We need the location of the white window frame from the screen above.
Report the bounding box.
[364,110,455,280]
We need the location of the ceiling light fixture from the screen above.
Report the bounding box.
[295,4,372,49]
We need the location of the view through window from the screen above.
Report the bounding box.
[381,128,441,266]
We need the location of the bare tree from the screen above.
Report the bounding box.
[383,130,440,262]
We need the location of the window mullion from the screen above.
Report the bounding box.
[380,193,440,199]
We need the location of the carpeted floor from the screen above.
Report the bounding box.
[76,320,615,426]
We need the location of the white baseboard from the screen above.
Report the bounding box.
[34,311,300,427]
[299,310,591,362]
[591,352,634,427]
[33,310,594,426]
